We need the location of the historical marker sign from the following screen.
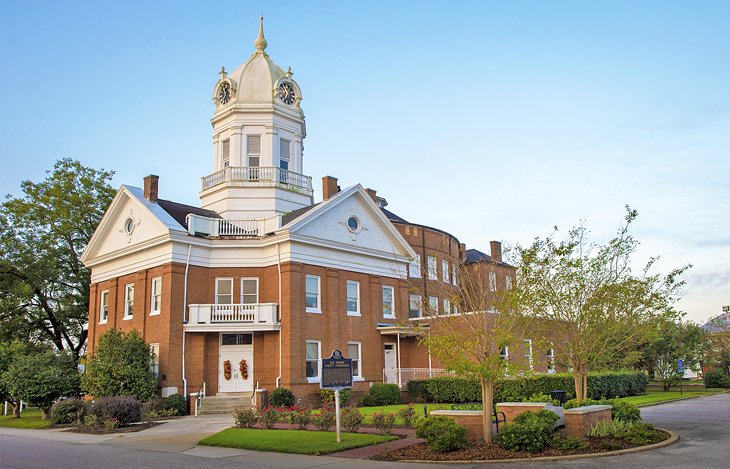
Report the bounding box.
[321,349,353,389]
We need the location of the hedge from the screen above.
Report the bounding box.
[410,371,648,403]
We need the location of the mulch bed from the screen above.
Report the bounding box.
[65,422,162,434]
[374,431,671,462]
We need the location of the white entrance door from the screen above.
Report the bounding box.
[219,333,254,393]
[384,343,397,384]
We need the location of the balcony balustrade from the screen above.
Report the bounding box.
[185,303,279,332]
[201,166,313,195]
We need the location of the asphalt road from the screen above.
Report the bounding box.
[1,393,728,469]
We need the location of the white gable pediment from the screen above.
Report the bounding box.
[284,185,415,260]
[81,186,183,266]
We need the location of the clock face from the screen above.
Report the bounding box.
[218,82,231,104]
[277,82,295,105]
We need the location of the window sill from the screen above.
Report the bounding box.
[347,312,360,317]
[99,320,108,325]
[306,308,322,314]
[383,315,396,320]
[306,377,320,384]
[123,316,133,321]
[353,377,364,382]
[149,311,161,316]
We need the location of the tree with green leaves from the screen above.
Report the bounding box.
[82,329,157,401]
[641,317,705,391]
[512,207,688,401]
[0,158,115,358]
[414,266,531,444]
[2,346,80,419]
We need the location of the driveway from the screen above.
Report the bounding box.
[0,393,729,468]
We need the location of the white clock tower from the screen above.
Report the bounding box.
[200,17,313,221]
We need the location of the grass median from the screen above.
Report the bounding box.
[618,388,724,406]
[199,428,398,455]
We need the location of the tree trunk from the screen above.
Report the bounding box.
[583,373,588,401]
[40,407,49,420]
[573,370,588,401]
[11,401,20,418]
[480,378,494,444]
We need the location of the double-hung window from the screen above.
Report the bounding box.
[428,296,439,314]
[279,138,290,182]
[506,274,513,290]
[524,339,533,370]
[305,340,321,382]
[427,256,437,280]
[442,260,449,282]
[241,278,258,304]
[99,290,109,324]
[215,278,233,305]
[451,264,457,286]
[305,275,321,313]
[150,277,162,315]
[500,346,509,361]
[123,284,134,320]
[409,294,422,319]
[488,272,497,292]
[346,280,360,316]
[221,139,230,168]
[547,347,555,374]
[247,135,261,179]
[348,342,362,380]
[443,298,451,315]
[150,343,160,378]
[382,285,395,319]
[409,256,421,278]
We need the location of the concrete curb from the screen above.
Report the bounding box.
[394,428,679,464]
[637,390,730,408]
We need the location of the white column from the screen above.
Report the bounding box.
[231,126,243,167]
[396,333,402,388]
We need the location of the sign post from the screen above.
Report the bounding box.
[320,349,353,443]
[678,359,684,396]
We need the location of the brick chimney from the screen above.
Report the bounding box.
[365,188,378,203]
[144,175,159,202]
[322,176,340,201]
[490,241,502,263]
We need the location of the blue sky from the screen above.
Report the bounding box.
[1,1,728,324]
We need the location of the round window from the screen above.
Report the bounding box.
[347,216,360,233]
[124,217,135,234]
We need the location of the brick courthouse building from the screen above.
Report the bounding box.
[81,20,523,407]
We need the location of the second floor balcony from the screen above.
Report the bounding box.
[201,166,313,195]
[185,303,280,332]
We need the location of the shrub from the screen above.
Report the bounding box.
[422,371,647,404]
[362,383,400,406]
[341,404,364,432]
[372,412,397,435]
[319,388,351,405]
[286,404,312,430]
[269,387,296,407]
[50,398,89,425]
[548,436,588,450]
[82,330,157,401]
[497,410,559,453]
[312,404,336,431]
[416,416,468,453]
[234,408,258,428]
[623,422,665,445]
[165,393,187,416]
[83,414,101,427]
[398,404,417,427]
[91,396,142,425]
[103,417,120,431]
[704,370,730,388]
[259,406,281,429]
[564,398,640,422]
[523,393,559,406]
[142,397,167,415]
[406,380,431,402]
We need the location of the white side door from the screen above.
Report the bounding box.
[384,343,397,384]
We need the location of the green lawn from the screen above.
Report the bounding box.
[0,408,51,429]
[199,428,397,455]
[617,389,724,406]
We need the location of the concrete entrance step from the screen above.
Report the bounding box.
[197,394,253,416]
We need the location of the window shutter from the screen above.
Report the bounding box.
[279,139,290,160]
[247,135,261,155]
[222,139,230,167]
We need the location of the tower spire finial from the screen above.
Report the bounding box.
[254,15,267,52]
